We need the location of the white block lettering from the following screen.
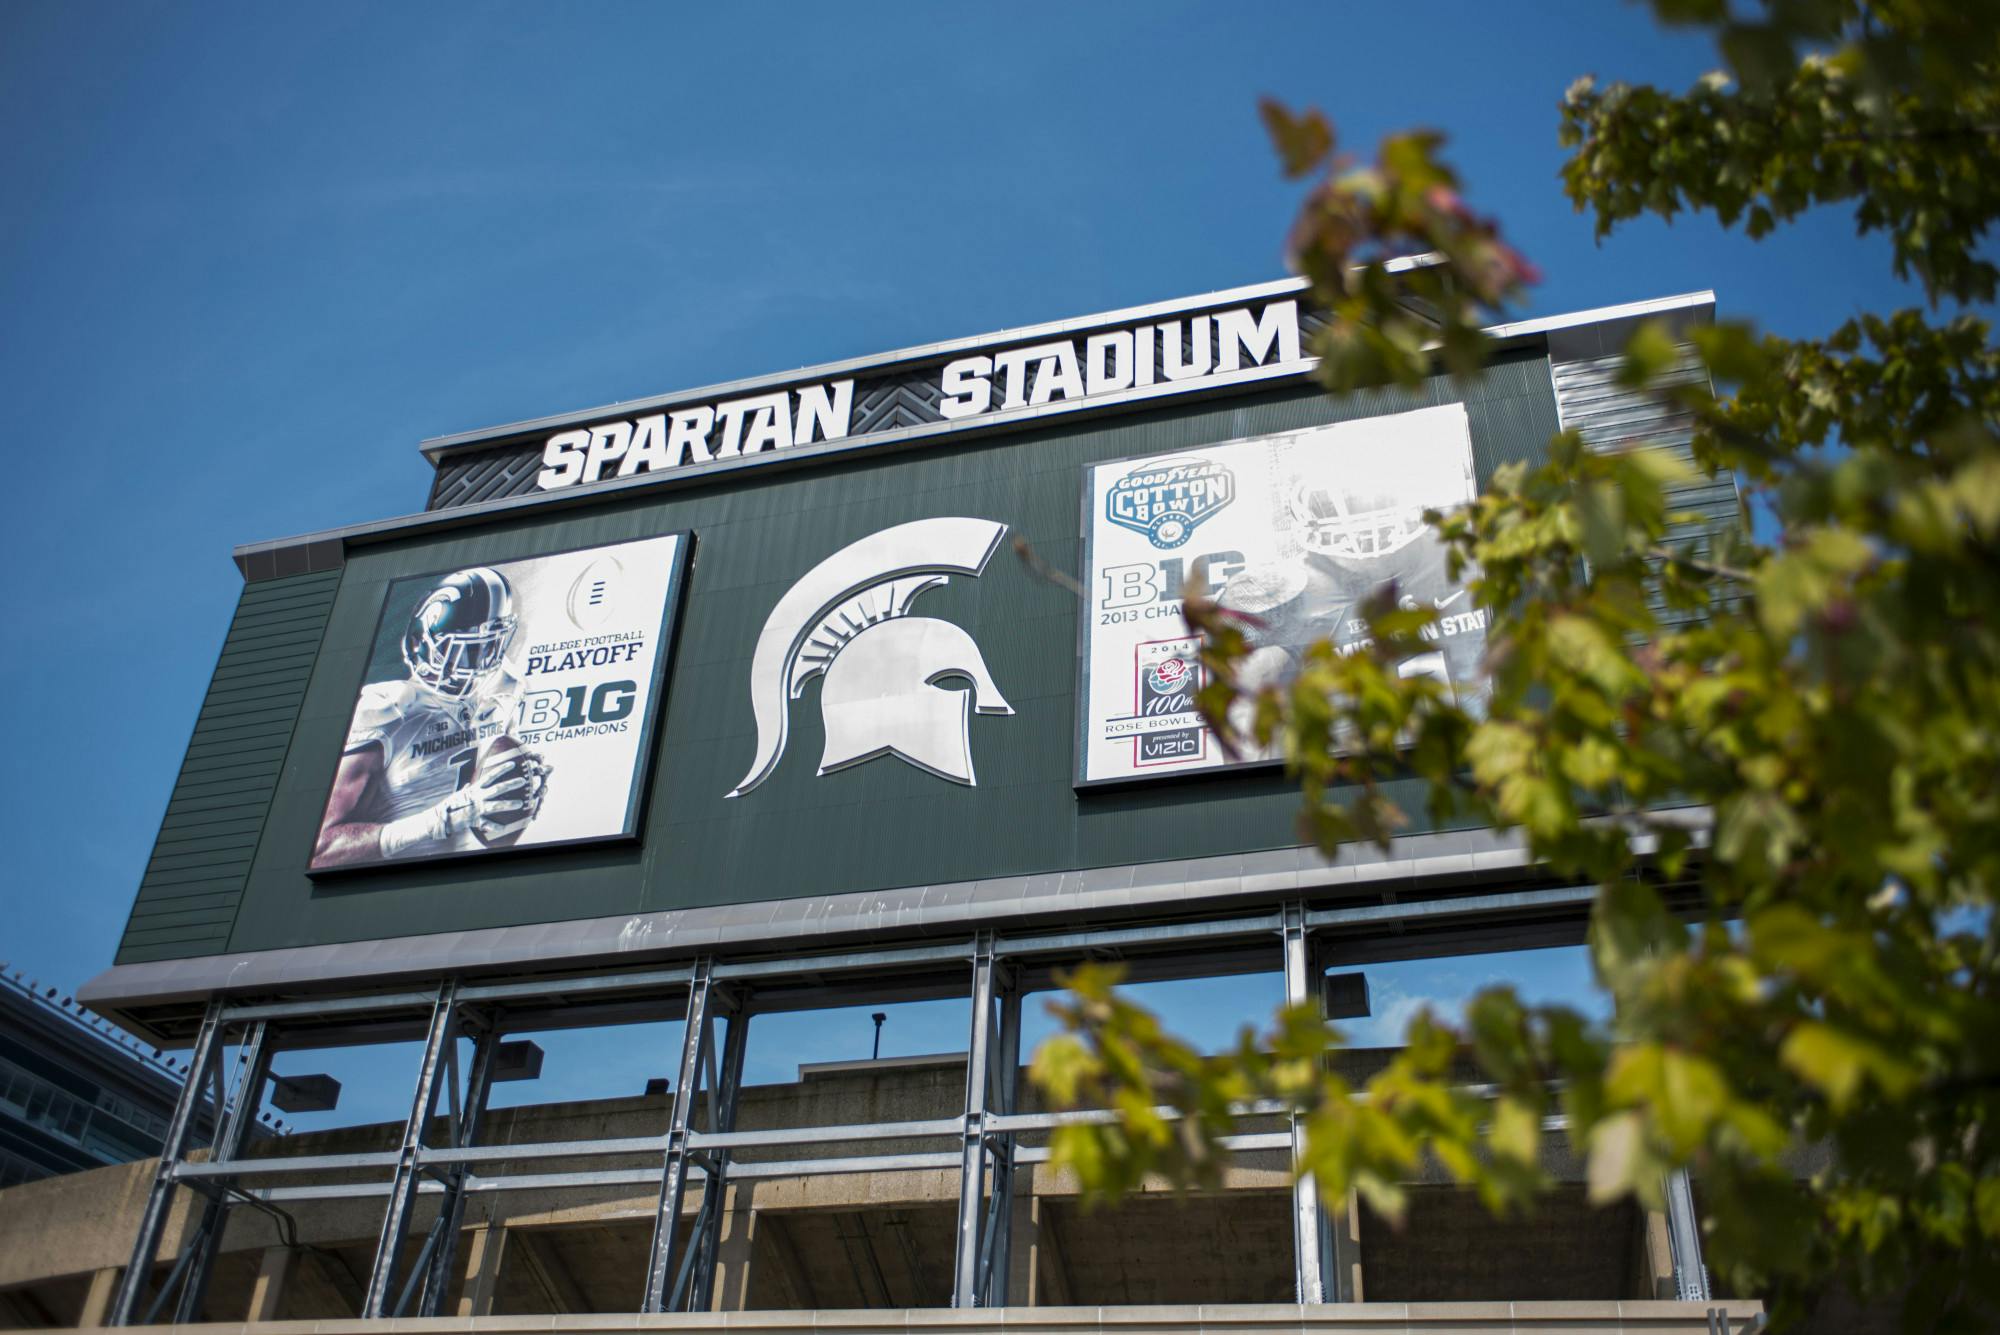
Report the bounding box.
[536,429,590,489]
[619,414,670,476]
[1085,330,1134,396]
[668,406,715,466]
[939,355,994,420]
[1216,300,1301,372]
[1028,342,1084,406]
[794,379,854,444]
[743,394,792,454]
[580,421,634,483]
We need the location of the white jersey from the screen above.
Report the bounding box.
[346,673,521,854]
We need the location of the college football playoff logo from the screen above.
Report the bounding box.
[726,517,1015,797]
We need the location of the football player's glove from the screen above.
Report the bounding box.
[379,750,553,856]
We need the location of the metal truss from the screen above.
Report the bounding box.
[107,884,1705,1322]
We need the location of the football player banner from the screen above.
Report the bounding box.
[308,533,690,871]
[1075,404,1487,784]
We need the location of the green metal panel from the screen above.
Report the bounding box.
[120,357,1565,963]
[113,568,342,964]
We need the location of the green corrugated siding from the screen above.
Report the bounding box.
[113,568,340,964]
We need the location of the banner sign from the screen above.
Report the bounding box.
[529,300,1304,493]
[1076,404,1487,784]
[308,533,690,871]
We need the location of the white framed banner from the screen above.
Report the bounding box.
[308,532,691,872]
[1075,404,1487,785]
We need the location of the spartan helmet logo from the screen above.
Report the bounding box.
[727,517,1015,797]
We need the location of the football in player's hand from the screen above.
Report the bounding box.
[473,735,531,847]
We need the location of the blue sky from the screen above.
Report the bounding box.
[0,4,1933,1127]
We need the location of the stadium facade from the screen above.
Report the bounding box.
[9,277,1772,1332]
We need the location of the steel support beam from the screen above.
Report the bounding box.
[414,1020,502,1316]
[980,980,1022,1304]
[1283,902,1333,1305]
[951,932,997,1307]
[688,1009,750,1312]
[361,981,460,1318]
[1665,1167,1710,1301]
[642,958,715,1313]
[174,1020,275,1323]
[109,996,226,1326]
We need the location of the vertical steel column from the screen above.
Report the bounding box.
[174,1020,275,1323]
[980,979,1022,1304]
[1283,902,1332,1304]
[642,958,715,1313]
[952,932,998,1308]
[1664,1168,1710,1300]
[413,1020,502,1316]
[109,997,227,1326]
[688,1007,751,1312]
[361,981,460,1318]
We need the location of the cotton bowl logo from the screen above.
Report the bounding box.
[1105,457,1235,549]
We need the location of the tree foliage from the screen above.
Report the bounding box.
[1030,5,2000,1328]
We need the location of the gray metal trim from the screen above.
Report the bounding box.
[1284,903,1329,1304]
[1666,1167,1711,1300]
[90,816,1712,1046]
[237,290,1718,563]
[80,823,1547,1025]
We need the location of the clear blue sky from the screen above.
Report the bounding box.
[0,4,1930,1126]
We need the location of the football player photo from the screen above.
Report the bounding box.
[1080,404,1484,783]
[309,535,689,872]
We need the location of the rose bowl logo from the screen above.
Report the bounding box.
[1105,457,1235,549]
[1146,656,1191,694]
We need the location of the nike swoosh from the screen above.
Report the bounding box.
[1435,589,1468,609]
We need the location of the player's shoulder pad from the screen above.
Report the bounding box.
[345,680,424,752]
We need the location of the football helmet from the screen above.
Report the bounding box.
[402,567,517,699]
[1287,475,1429,562]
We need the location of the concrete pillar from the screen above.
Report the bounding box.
[1642,1209,1677,1298]
[247,1247,296,1322]
[708,1197,759,1311]
[1018,1196,1073,1307]
[76,1267,121,1328]
[1005,1194,1036,1306]
[1333,1189,1364,1302]
[457,1224,508,1317]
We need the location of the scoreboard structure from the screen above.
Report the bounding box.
[79,277,1732,1324]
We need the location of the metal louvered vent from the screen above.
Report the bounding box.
[1550,351,1746,621]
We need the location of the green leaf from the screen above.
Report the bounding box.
[1259,98,1334,178]
[1779,1023,1918,1112]
[1585,1110,1651,1205]
[1618,320,1682,389]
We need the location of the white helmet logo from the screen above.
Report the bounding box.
[727,517,1014,797]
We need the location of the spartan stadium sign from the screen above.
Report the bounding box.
[533,300,1304,492]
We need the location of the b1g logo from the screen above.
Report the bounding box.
[1105,458,1235,549]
